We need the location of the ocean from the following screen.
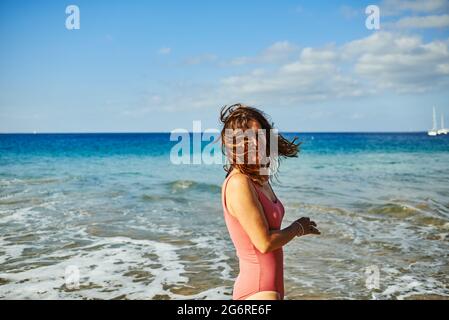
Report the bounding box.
[0,132,448,299]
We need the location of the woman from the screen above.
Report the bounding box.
[220,103,320,300]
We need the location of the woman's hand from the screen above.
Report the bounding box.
[293,217,320,236]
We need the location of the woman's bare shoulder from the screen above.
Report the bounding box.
[226,173,251,189]
[225,173,257,204]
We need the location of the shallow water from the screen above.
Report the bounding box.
[0,133,448,299]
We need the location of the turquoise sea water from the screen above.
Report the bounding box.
[0,133,448,299]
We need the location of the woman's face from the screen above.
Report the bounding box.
[246,120,267,166]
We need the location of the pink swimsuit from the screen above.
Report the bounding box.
[222,174,285,300]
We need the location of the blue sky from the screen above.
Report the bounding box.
[1,0,449,132]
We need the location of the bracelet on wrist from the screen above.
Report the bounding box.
[293,221,304,237]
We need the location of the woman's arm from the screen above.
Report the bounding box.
[226,174,319,254]
[267,217,319,252]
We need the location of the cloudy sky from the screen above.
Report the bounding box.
[1,0,449,132]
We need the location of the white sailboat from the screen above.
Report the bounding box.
[427,107,438,136]
[437,113,448,135]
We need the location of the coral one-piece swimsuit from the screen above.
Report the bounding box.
[222,173,285,300]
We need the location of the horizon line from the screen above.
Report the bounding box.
[0,130,430,134]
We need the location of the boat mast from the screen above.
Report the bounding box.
[433,106,437,130]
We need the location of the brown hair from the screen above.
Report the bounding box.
[219,103,300,185]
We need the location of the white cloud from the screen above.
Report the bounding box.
[221,32,449,103]
[395,14,449,28]
[340,1,449,31]
[348,33,449,92]
[137,32,449,112]
[342,32,421,57]
[220,46,363,105]
[158,47,172,55]
[381,0,449,16]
